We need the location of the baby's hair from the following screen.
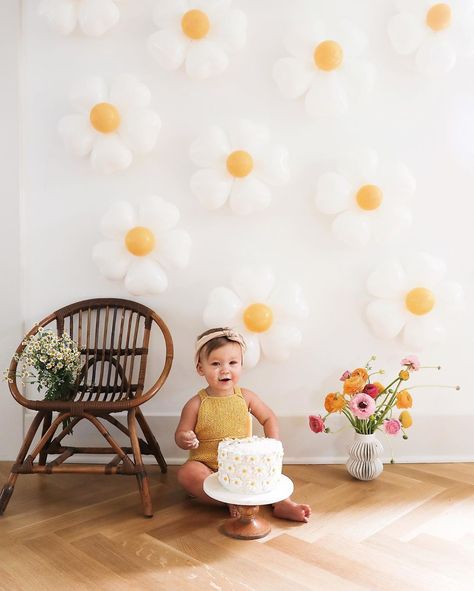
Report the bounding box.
[196,327,236,363]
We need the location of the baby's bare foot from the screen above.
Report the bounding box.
[228,504,240,518]
[273,499,311,523]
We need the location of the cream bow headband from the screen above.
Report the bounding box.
[194,328,247,366]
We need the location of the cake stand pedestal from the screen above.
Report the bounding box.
[203,473,294,540]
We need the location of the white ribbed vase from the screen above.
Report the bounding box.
[346,433,383,481]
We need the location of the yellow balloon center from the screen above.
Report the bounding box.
[89,102,121,133]
[243,303,273,333]
[356,184,383,210]
[405,287,435,315]
[426,3,452,31]
[313,40,343,71]
[226,150,254,178]
[181,9,210,39]
[125,227,156,257]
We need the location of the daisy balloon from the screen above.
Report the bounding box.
[273,19,375,117]
[388,0,474,75]
[314,149,416,246]
[203,267,309,368]
[190,120,290,215]
[38,0,120,36]
[366,252,464,349]
[92,196,191,296]
[58,74,161,174]
[147,0,247,80]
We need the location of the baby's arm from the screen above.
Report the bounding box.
[175,395,200,449]
[242,389,280,439]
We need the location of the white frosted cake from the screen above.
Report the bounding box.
[217,436,283,494]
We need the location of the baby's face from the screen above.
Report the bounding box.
[197,342,243,394]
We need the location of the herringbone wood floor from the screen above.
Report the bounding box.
[0,462,473,590]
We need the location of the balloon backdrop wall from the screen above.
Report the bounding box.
[15,0,474,461]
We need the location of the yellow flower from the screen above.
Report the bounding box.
[396,389,413,409]
[343,368,368,395]
[324,392,346,413]
[399,369,409,380]
[399,410,413,428]
[372,381,385,394]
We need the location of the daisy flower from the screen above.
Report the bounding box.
[314,149,415,246]
[147,0,247,80]
[92,196,191,295]
[366,252,464,349]
[190,120,289,215]
[388,0,474,75]
[38,0,120,36]
[202,266,308,367]
[273,19,375,117]
[58,74,161,174]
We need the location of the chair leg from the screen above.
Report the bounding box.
[38,411,53,465]
[128,409,153,518]
[136,407,167,473]
[0,411,46,515]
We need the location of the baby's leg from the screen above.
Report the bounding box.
[273,497,311,523]
[177,460,238,516]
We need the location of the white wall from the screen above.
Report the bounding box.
[11,0,474,463]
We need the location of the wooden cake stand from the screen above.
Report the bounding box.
[203,473,294,540]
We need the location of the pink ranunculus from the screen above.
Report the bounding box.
[363,383,379,399]
[339,370,351,381]
[401,355,420,371]
[349,393,375,419]
[384,418,401,435]
[309,415,325,433]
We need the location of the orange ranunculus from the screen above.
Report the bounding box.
[372,381,385,394]
[396,389,413,409]
[343,368,368,395]
[399,410,413,428]
[324,392,346,413]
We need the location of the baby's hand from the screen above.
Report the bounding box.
[180,430,199,449]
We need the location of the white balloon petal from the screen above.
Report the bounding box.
[58,115,94,157]
[78,0,119,37]
[366,300,406,339]
[372,207,412,244]
[119,109,161,154]
[212,9,247,52]
[189,126,230,168]
[155,229,192,270]
[147,29,188,71]
[138,196,180,233]
[416,37,456,76]
[256,144,290,186]
[203,287,243,327]
[338,149,378,184]
[92,241,132,280]
[315,172,352,214]
[69,76,108,114]
[332,211,371,246]
[333,20,368,56]
[152,0,187,29]
[260,324,302,363]
[109,74,151,111]
[185,40,229,79]
[38,0,77,35]
[190,169,233,210]
[100,201,136,239]
[228,120,270,156]
[403,316,445,350]
[242,333,261,369]
[343,60,376,101]
[367,259,408,298]
[268,282,309,320]
[283,22,326,60]
[124,259,168,295]
[229,177,271,215]
[402,252,446,288]
[272,57,314,99]
[305,75,349,118]
[231,267,274,304]
[388,12,424,55]
[377,160,416,199]
[436,281,465,312]
[90,135,133,174]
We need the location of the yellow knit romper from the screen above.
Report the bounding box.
[189,387,251,471]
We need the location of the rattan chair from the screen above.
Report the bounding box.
[0,298,173,517]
